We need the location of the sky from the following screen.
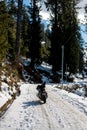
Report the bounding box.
[76,0,87,46]
[24,0,87,21]
[77,0,87,23]
[1,61,87,130]
[23,0,50,20]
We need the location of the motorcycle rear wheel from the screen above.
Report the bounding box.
[43,97,46,103]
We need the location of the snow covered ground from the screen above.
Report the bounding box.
[0,83,87,130]
[0,60,87,130]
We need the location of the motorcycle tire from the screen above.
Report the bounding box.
[43,97,46,103]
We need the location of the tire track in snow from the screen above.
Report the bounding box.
[19,84,87,130]
[47,88,87,130]
[41,103,61,130]
[28,84,61,130]
[1,84,87,130]
[27,84,59,130]
[58,91,87,115]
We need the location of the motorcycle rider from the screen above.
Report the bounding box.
[37,82,46,97]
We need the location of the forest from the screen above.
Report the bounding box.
[0,0,87,81]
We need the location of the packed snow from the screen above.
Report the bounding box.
[0,82,87,130]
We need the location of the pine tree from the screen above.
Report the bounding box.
[45,0,82,74]
[28,0,42,67]
[61,0,81,74]
[15,0,23,60]
[45,0,64,73]
[7,0,17,60]
[0,1,10,63]
[21,6,30,56]
[7,0,17,17]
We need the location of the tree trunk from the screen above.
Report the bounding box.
[15,0,23,60]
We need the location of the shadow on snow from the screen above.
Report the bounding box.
[22,100,44,107]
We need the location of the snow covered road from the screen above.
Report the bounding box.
[0,83,87,130]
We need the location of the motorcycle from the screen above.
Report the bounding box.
[36,85,48,103]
